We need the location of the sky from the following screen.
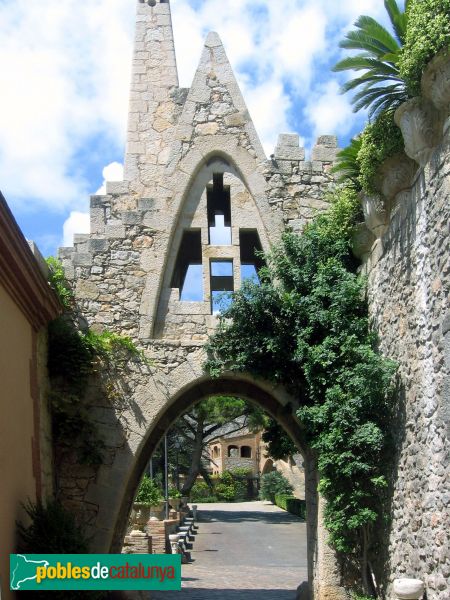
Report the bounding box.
[0,0,395,256]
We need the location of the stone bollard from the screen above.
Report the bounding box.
[393,578,425,599]
[192,505,198,520]
[169,533,180,555]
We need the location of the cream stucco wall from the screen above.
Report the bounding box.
[0,282,39,599]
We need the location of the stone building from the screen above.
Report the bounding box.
[208,427,263,477]
[208,426,305,499]
[55,1,449,598]
[0,192,60,600]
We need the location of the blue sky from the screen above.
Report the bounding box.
[0,0,397,257]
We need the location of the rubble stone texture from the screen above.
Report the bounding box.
[58,1,449,599]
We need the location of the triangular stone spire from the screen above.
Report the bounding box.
[170,31,267,167]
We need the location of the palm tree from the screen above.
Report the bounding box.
[333,0,411,118]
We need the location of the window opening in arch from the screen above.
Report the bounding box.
[228,445,239,457]
[210,259,234,314]
[171,230,203,301]
[240,446,252,458]
[207,173,232,245]
[240,229,264,284]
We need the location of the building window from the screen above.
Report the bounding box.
[240,446,252,458]
[240,229,264,283]
[210,259,234,314]
[171,230,203,300]
[213,446,220,458]
[228,445,239,457]
[207,174,231,245]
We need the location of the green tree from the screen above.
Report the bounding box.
[262,420,297,461]
[259,471,294,503]
[163,396,265,495]
[205,186,396,594]
[333,0,410,117]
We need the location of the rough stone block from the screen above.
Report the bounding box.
[316,135,338,147]
[73,234,90,244]
[275,146,305,161]
[122,211,143,225]
[90,196,109,209]
[105,181,129,195]
[105,222,126,239]
[72,253,93,267]
[224,112,247,127]
[138,198,156,211]
[311,145,338,162]
[277,133,300,147]
[88,239,109,253]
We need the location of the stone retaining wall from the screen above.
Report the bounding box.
[365,127,450,598]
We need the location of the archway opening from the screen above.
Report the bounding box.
[111,375,317,598]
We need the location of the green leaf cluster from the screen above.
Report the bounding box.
[357,110,404,196]
[205,186,397,559]
[189,481,212,502]
[46,258,148,465]
[46,257,74,310]
[259,471,294,503]
[168,486,182,499]
[274,494,307,519]
[135,475,163,506]
[17,500,106,599]
[399,0,450,96]
[262,420,297,460]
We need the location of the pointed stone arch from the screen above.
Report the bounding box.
[105,373,319,594]
[139,141,283,337]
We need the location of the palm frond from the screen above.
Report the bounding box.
[333,56,399,75]
[354,15,401,54]
[352,85,407,114]
[341,73,403,94]
[340,30,393,58]
[332,0,410,115]
[367,93,406,120]
[331,138,363,187]
[384,0,408,44]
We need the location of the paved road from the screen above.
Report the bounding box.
[149,501,307,600]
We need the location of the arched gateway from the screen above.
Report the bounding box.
[59,1,344,598]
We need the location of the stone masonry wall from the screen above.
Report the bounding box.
[365,128,450,598]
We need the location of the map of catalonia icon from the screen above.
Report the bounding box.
[10,555,49,590]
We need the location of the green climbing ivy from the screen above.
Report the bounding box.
[46,257,148,465]
[399,0,450,97]
[357,110,404,196]
[205,185,397,590]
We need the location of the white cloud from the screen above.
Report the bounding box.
[305,80,355,144]
[0,0,133,212]
[0,0,398,247]
[95,162,124,195]
[63,211,90,248]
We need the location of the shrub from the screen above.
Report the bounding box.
[16,500,106,599]
[357,111,404,196]
[168,486,182,498]
[215,482,236,502]
[259,471,293,503]
[399,0,450,96]
[190,481,212,501]
[135,475,163,506]
[275,494,307,519]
